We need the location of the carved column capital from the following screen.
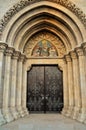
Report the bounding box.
[23,55,27,64]
[75,47,84,56]
[0,42,8,52]
[5,47,14,56]
[12,51,20,59]
[82,42,86,52]
[63,56,67,64]
[65,54,72,62]
[70,51,78,59]
[18,53,25,62]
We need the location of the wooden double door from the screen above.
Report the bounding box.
[27,65,63,113]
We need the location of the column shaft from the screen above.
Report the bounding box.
[70,51,81,119]
[2,47,14,122]
[62,58,69,115]
[66,54,74,117]
[16,54,24,117]
[0,43,7,125]
[10,51,20,119]
[82,43,86,124]
[76,47,86,122]
[21,61,28,115]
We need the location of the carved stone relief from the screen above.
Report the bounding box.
[32,39,58,57]
[24,31,66,58]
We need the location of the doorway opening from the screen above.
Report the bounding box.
[27,65,63,113]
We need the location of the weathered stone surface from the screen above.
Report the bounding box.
[0,0,86,126]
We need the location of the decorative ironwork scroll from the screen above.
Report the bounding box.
[27,65,63,113]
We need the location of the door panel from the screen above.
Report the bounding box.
[27,65,63,113]
[45,66,63,112]
[27,66,44,112]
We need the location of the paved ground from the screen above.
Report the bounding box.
[0,114,86,130]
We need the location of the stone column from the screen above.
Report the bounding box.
[16,54,25,117]
[21,58,28,115]
[10,51,20,119]
[75,47,86,122]
[65,54,74,117]
[0,42,7,125]
[2,47,14,122]
[70,51,81,120]
[82,43,86,124]
[62,58,69,115]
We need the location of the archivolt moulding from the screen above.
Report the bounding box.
[0,0,86,35]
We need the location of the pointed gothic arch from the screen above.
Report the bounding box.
[0,0,86,125]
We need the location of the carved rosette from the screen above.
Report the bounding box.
[70,51,77,59]
[65,54,72,62]
[0,42,8,53]
[0,0,86,34]
[75,47,85,56]
[12,50,20,59]
[5,47,14,56]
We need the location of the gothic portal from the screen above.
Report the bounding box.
[0,0,86,126]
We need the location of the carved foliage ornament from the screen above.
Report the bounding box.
[5,47,14,56]
[19,53,25,62]
[75,47,85,56]
[70,51,77,59]
[12,51,20,59]
[0,0,86,35]
[0,43,8,52]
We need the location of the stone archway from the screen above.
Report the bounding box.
[0,0,86,126]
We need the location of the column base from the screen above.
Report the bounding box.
[10,107,20,120]
[0,109,6,125]
[77,109,86,122]
[17,106,25,117]
[84,119,86,124]
[61,107,68,116]
[2,109,14,123]
[22,107,29,116]
[72,107,80,120]
[66,106,74,117]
